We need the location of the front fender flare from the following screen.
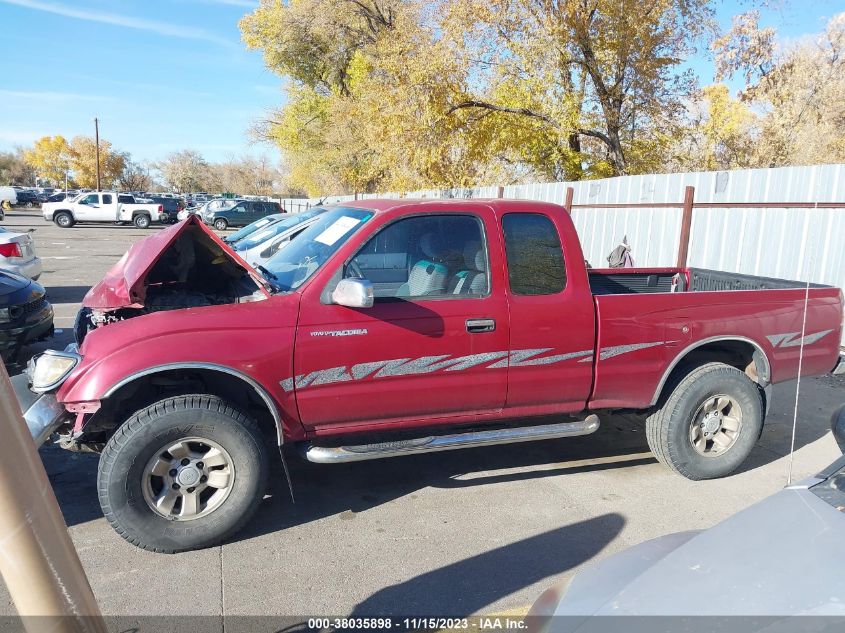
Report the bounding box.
[102,362,285,445]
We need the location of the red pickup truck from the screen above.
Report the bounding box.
[15,199,844,553]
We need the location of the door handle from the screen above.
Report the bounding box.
[466,318,496,333]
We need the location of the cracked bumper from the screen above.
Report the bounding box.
[11,373,70,446]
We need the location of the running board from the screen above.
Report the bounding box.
[304,415,600,464]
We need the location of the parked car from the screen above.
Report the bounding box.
[44,192,75,204]
[0,270,53,362]
[204,200,282,230]
[218,206,273,242]
[528,408,845,627]
[0,227,42,279]
[0,186,17,208]
[229,209,325,266]
[42,191,166,228]
[14,200,844,553]
[14,189,40,208]
[150,197,184,223]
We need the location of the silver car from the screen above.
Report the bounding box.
[0,227,42,279]
[529,406,845,631]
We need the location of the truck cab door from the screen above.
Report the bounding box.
[499,211,596,414]
[293,210,510,433]
[98,193,117,221]
[74,193,101,222]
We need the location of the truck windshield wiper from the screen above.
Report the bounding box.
[256,265,283,293]
[257,265,277,281]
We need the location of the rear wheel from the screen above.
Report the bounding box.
[133,214,151,229]
[97,395,269,553]
[214,218,228,231]
[54,211,74,228]
[645,362,763,480]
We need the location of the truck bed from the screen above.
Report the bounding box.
[588,267,830,296]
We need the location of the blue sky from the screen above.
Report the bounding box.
[0,0,843,165]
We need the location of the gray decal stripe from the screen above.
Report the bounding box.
[281,346,607,392]
[767,329,834,348]
[444,351,511,371]
[514,349,593,366]
[486,349,552,369]
[598,341,667,361]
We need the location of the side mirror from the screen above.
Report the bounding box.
[332,278,374,309]
[832,404,845,453]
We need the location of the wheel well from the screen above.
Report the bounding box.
[653,339,770,406]
[82,368,281,448]
[54,209,73,217]
[133,210,150,217]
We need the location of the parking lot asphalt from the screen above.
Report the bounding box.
[0,207,843,623]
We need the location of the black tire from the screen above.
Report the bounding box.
[54,211,74,228]
[133,214,151,229]
[214,218,228,231]
[645,362,763,480]
[97,395,269,553]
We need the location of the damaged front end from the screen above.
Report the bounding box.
[75,215,269,345]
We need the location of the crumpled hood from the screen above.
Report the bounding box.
[82,215,258,310]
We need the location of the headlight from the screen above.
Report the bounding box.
[28,350,81,392]
[0,307,9,322]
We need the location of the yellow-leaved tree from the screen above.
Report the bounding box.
[68,136,126,189]
[23,135,71,186]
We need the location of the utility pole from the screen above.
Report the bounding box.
[94,117,101,192]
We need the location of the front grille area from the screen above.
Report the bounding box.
[11,297,48,320]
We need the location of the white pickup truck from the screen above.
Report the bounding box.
[43,192,167,229]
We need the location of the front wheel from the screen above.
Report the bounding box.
[54,211,74,228]
[214,218,228,231]
[645,362,763,480]
[97,395,269,553]
[133,214,151,229]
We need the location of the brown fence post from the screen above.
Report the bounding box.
[564,187,574,214]
[0,363,106,632]
[676,185,695,268]
[496,186,504,198]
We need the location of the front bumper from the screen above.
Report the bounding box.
[10,373,70,446]
[0,307,54,353]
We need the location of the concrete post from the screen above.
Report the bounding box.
[0,363,106,633]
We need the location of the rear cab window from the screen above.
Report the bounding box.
[502,213,567,295]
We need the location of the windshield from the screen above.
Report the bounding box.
[262,207,374,291]
[233,209,323,251]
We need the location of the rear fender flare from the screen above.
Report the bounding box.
[102,362,284,445]
[650,336,772,407]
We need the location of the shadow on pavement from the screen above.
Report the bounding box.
[33,381,836,532]
[44,285,91,304]
[351,513,625,616]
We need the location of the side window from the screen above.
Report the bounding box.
[81,194,98,205]
[101,194,113,204]
[347,214,488,300]
[233,204,247,213]
[502,213,567,295]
